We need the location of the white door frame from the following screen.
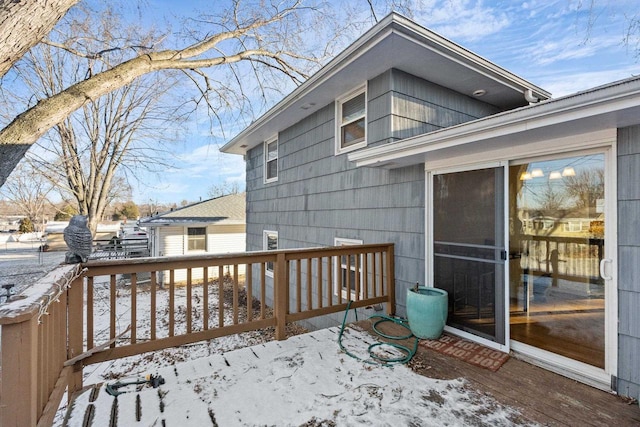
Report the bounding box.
[426,160,510,353]
[424,131,618,390]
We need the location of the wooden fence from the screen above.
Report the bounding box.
[0,243,395,426]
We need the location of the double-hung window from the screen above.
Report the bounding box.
[336,86,367,154]
[264,230,278,276]
[264,137,278,182]
[187,227,206,251]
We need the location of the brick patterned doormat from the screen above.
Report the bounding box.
[419,334,509,371]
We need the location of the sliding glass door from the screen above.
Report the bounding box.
[508,153,606,368]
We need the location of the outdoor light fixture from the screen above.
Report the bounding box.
[472,89,486,97]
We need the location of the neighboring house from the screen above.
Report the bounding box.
[140,193,246,283]
[221,13,640,400]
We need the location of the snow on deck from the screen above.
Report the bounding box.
[64,327,535,426]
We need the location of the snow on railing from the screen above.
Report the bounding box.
[0,264,82,427]
[0,244,395,427]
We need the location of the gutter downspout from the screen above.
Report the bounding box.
[524,88,541,104]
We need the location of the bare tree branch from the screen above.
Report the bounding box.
[0,0,322,187]
[41,38,157,60]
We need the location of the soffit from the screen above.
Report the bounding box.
[349,76,640,168]
[222,14,549,155]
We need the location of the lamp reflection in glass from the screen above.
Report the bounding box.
[562,167,576,177]
[549,171,562,180]
[531,168,544,178]
[520,172,532,180]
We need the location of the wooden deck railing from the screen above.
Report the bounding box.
[0,243,395,426]
[519,235,604,284]
[0,265,82,427]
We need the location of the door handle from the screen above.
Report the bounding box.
[599,258,613,281]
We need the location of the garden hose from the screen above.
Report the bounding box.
[338,300,418,365]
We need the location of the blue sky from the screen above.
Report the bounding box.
[128,0,639,204]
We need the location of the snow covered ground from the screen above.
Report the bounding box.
[1,244,538,426]
[64,326,537,426]
[0,241,66,300]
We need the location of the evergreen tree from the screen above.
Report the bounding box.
[19,217,35,233]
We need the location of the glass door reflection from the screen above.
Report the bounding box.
[509,154,605,368]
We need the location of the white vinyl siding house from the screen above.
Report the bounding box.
[140,193,246,284]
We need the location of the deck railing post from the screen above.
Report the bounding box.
[0,315,39,427]
[386,244,396,316]
[274,253,287,340]
[67,275,84,401]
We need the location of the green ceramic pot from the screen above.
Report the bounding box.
[406,286,448,339]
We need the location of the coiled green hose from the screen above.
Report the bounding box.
[338,300,418,365]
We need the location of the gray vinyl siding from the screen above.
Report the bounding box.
[246,108,424,328]
[371,69,500,146]
[617,125,640,400]
[245,69,503,330]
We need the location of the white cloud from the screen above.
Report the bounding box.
[413,0,512,42]
[537,65,640,97]
[134,142,246,203]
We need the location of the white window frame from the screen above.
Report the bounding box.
[263,230,278,277]
[187,227,207,252]
[335,85,367,155]
[264,136,278,183]
[334,237,364,299]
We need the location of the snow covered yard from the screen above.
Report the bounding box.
[63,326,537,426]
[0,242,66,299]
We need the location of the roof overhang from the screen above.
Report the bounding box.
[349,77,640,168]
[221,13,550,156]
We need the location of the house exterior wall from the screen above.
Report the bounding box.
[388,69,500,144]
[617,125,640,400]
[159,226,184,257]
[207,225,247,279]
[245,69,499,329]
[207,224,246,254]
[157,225,246,284]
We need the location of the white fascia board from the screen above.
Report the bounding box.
[349,77,640,167]
[220,15,399,155]
[221,13,549,156]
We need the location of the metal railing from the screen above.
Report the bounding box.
[90,236,150,260]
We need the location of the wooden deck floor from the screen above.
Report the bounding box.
[356,318,640,427]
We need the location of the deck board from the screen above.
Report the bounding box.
[63,321,640,426]
[355,318,640,427]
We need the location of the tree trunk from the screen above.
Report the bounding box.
[0,0,78,78]
[0,1,312,188]
[0,49,257,187]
